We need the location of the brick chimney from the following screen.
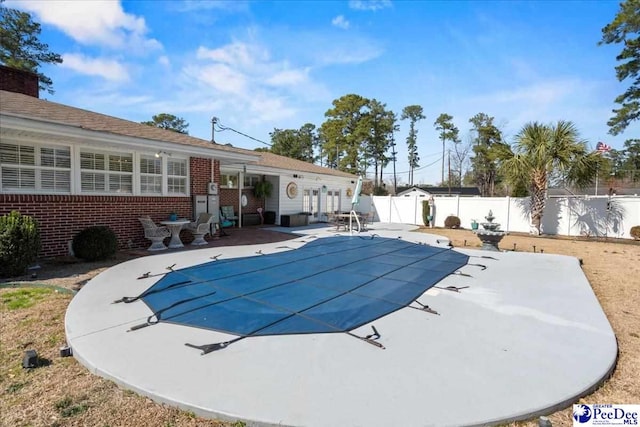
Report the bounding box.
[0,65,39,98]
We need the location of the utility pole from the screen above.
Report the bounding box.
[391,136,398,194]
[211,117,218,143]
[441,135,445,184]
[447,149,452,195]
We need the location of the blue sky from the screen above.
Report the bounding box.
[7,0,638,185]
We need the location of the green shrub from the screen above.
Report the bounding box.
[422,200,431,226]
[253,180,273,199]
[72,226,118,261]
[0,211,41,278]
[631,225,640,240]
[444,215,461,229]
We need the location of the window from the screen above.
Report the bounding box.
[0,142,70,192]
[243,174,261,188]
[325,190,341,214]
[167,158,187,194]
[1,142,189,196]
[140,156,162,194]
[80,150,132,193]
[221,173,238,188]
[303,188,318,213]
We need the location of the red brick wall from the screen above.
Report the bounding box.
[0,194,192,258]
[219,188,262,214]
[0,156,222,258]
[0,65,39,98]
[190,157,212,195]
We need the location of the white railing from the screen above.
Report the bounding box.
[370,195,640,239]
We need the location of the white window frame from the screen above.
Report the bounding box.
[139,155,163,195]
[1,139,191,196]
[0,141,71,193]
[79,149,133,194]
[221,172,239,189]
[167,157,188,195]
[324,189,341,214]
[243,174,261,188]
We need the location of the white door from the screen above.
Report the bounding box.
[303,188,321,223]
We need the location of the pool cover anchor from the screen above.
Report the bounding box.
[412,300,439,315]
[434,285,470,293]
[453,270,472,278]
[186,325,386,355]
[349,325,385,349]
[471,255,498,261]
[134,263,177,280]
[186,338,243,355]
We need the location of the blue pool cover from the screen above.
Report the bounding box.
[129,236,469,350]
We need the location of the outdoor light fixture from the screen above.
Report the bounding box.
[155,151,171,158]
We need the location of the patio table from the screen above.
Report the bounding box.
[160,219,190,249]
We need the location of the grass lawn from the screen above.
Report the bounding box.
[1,229,638,426]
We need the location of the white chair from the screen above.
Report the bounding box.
[186,213,214,245]
[138,216,170,251]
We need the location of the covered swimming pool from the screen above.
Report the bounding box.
[118,236,469,352]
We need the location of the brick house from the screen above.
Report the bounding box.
[0,71,358,258]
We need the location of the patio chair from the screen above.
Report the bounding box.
[361,212,374,231]
[219,207,236,227]
[186,212,214,245]
[221,205,238,221]
[138,216,170,251]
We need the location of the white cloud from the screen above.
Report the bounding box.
[61,53,129,82]
[349,0,392,11]
[183,40,332,123]
[196,42,268,68]
[176,0,249,13]
[332,15,350,30]
[266,68,309,86]
[158,56,170,67]
[315,41,383,65]
[247,95,297,122]
[8,0,161,51]
[184,63,248,95]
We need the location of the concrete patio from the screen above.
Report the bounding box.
[65,223,617,426]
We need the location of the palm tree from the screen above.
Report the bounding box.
[501,121,599,235]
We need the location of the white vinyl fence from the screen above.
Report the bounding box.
[371,195,640,239]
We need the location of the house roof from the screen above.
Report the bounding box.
[396,186,481,196]
[0,90,356,179]
[397,187,433,197]
[250,151,356,179]
[0,89,248,156]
